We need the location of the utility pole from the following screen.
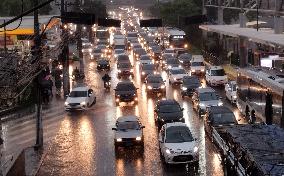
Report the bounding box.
[76,0,84,73]
[34,0,43,149]
[61,0,70,96]
[256,0,259,31]
[4,20,7,54]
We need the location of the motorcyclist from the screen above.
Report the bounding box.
[102,73,111,88]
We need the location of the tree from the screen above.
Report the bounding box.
[0,0,51,16]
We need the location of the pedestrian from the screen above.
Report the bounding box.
[250,110,256,124]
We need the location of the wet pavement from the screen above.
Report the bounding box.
[36,50,246,176]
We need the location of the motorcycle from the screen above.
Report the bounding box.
[104,81,111,90]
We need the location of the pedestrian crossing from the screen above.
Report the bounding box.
[1,100,66,175]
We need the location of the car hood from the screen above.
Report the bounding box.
[158,111,183,120]
[172,74,187,79]
[115,130,142,139]
[66,97,87,104]
[115,90,136,95]
[165,141,197,154]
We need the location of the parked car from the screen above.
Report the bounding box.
[65,86,96,111]
[114,81,138,106]
[112,115,145,151]
[225,81,237,103]
[192,87,223,117]
[144,74,166,95]
[168,68,188,85]
[154,99,185,128]
[159,122,199,165]
[205,66,228,86]
[181,76,201,98]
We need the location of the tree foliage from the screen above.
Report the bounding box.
[0,0,52,16]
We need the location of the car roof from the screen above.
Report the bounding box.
[209,66,223,70]
[157,99,179,106]
[72,86,89,91]
[207,106,232,114]
[117,115,139,123]
[196,87,215,93]
[117,81,135,86]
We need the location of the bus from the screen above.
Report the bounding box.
[236,67,284,125]
[164,27,188,49]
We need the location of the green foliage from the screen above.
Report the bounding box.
[0,0,51,16]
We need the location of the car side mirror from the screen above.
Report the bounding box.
[181,108,185,111]
[136,88,139,90]
[141,126,145,129]
[112,128,117,131]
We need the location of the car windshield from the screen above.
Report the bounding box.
[184,78,200,85]
[142,64,155,70]
[114,45,125,50]
[159,104,181,113]
[127,33,138,37]
[116,83,136,91]
[115,49,125,54]
[69,91,87,97]
[170,69,186,74]
[97,45,107,49]
[117,55,129,62]
[167,59,179,64]
[133,44,142,48]
[117,121,140,131]
[148,76,163,83]
[141,56,151,60]
[191,62,204,66]
[98,60,108,64]
[199,92,219,101]
[180,54,192,60]
[166,126,194,143]
[118,63,131,68]
[211,113,237,125]
[135,49,147,55]
[211,69,225,76]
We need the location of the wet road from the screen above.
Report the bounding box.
[37,48,245,176]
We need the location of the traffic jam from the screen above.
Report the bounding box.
[63,7,284,176]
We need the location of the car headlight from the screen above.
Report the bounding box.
[142,72,145,75]
[184,44,188,48]
[88,49,92,52]
[182,87,187,91]
[180,60,184,63]
[199,103,205,107]
[161,85,165,89]
[116,138,122,142]
[64,102,69,105]
[136,137,142,141]
[218,102,223,106]
[179,65,182,68]
[118,70,121,73]
[168,65,172,69]
[191,70,196,72]
[81,101,86,106]
[114,54,117,57]
[147,85,152,89]
[233,95,237,99]
[201,69,205,72]
[165,148,174,154]
[193,146,198,153]
[101,54,104,57]
[130,69,134,72]
[174,77,177,81]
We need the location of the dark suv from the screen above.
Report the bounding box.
[114,81,138,106]
[181,76,201,98]
[154,99,185,128]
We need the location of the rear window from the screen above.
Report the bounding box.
[211,113,237,125]
[191,62,204,66]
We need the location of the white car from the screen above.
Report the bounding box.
[168,68,188,84]
[112,115,145,150]
[225,81,237,103]
[190,56,205,74]
[139,55,153,65]
[65,86,96,110]
[205,66,228,86]
[159,122,199,165]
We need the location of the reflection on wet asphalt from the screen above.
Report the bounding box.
[37,51,245,176]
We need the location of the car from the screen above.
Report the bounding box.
[205,66,228,86]
[144,74,166,95]
[204,106,238,138]
[139,55,154,65]
[181,76,201,98]
[133,48,147,60]
[140,64,156,80]
[131,43,142,50]
[162,48,176,57]
[150,46,162,63]
[82,43,93,53]
[178,53,192,66]
[154,99,185,128]
[114,81,138,106]
[190,56,205,75]
[192,87,223,117]
[112,115,145,150]
[90,48,104,60]
[117,62,134,78]
[168,68,188,85]
[97,58,110,71]
[159,122,199,165]
[65,86,96,111]
[114,49,126,59]
[163,58,181,70]
[225,81,237,104]
[175,48,187,57]
[117,54,130,64]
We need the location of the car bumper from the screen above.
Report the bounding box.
[115,139,144,147]
[65,105,86,111]
[116,96,138,103]
[165,154,199,164]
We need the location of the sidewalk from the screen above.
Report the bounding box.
[1,93,65,176]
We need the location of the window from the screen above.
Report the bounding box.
[69,91,87,97]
